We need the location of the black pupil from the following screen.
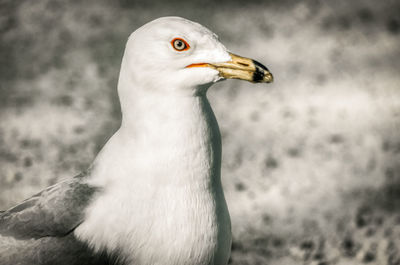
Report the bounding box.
[175,40,184,49]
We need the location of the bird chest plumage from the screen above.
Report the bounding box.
[74,95,232,265]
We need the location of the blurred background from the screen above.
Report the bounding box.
[0,0,399,264]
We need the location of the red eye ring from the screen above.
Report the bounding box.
[171,38,190,51]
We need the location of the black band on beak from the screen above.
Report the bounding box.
[253,60,270,83]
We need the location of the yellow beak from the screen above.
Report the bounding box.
[186,52,273,83]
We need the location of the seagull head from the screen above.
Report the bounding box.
[119,16,273,96]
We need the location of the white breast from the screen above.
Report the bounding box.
[74,95,231,265]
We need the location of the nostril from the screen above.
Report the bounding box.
[238,62,249,67]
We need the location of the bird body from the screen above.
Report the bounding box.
[0,17,272,265]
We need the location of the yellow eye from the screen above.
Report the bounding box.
[171,38,190,51]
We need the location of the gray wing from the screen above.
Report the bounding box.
[0,171,99,240]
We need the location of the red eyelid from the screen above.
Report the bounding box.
[171,38,190,51]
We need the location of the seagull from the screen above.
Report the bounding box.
[0,16,273,265]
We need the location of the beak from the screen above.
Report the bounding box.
[186,52,273,83]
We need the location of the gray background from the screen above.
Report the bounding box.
[1,0,400,264]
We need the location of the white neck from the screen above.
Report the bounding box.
[76,79,231,265]
[91,88,222,189]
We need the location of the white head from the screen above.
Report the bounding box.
[118,16,273,99]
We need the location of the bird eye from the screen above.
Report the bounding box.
[171,38,190,51]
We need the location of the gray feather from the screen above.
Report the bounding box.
[0,232,121,265]
[0,171,99,240]
[0,171,123,264]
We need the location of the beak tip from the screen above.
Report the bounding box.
[264,72,273,83]
[252,71,273,83]
[252,60,273,83]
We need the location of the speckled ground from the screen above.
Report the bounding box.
[1,0,400,264]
